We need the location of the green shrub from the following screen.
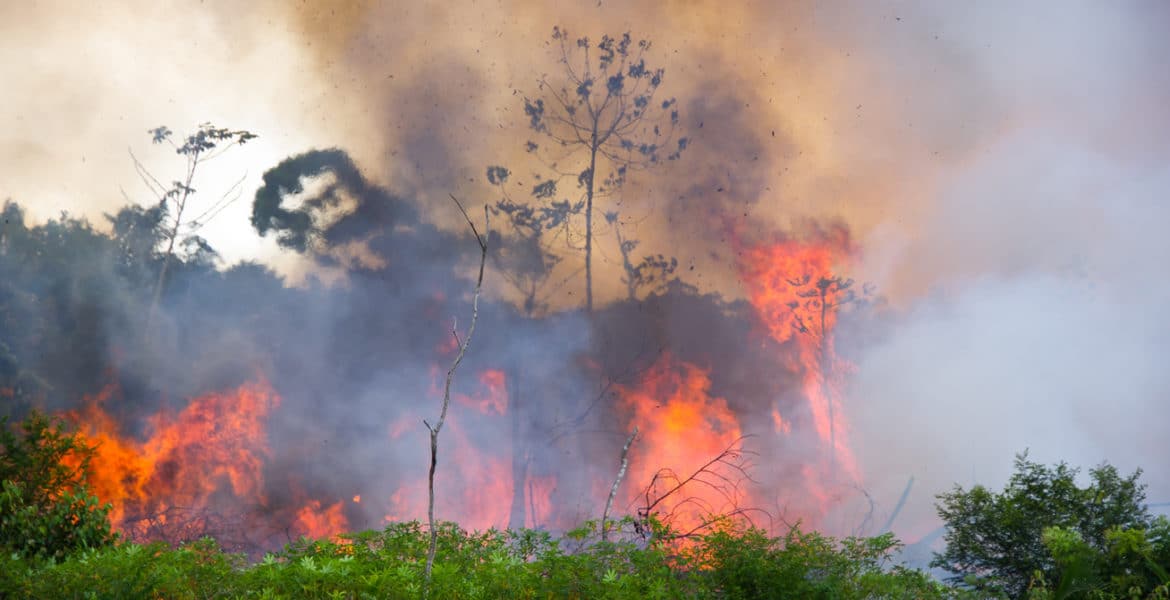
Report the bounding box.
[686,524,952,599]
[0,518,969,599]
[934,453,1152,598]
[0,409,116,560]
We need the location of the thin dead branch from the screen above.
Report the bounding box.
[601,426,638,542]
[423,196,489,591]
[633,435,772,542]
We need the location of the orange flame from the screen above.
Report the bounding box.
[385,368,555,531]
[294,500,348,540]
[64,378,350,543]
[736,234,863,493]
[615,354,750,535]
[68,380,279,531]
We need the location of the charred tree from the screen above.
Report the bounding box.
[506,368,528,531]
[513,27,687,313]
[485,166,573,317]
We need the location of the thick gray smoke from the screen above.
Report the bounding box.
[840,1,1170,544]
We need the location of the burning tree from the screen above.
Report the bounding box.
[509,27,687,313]
[788,273,862,468]
[735,230,872,511]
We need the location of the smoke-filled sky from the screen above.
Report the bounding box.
[3,0,1169,539]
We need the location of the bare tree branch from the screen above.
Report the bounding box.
[633,435,772,542]
[601,426,638,542]
[423,196,489,591]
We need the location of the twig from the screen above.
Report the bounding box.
[601,426,638,542]
[128,147,168,199]
[423,197,489,591]
[642,436,753,517]
[880,476,915,534]
[633,436,768,541]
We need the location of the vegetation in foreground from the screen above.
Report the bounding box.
[1,520,952,600]
[1,411,1168,599]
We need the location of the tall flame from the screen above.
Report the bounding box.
[735,232,863,499]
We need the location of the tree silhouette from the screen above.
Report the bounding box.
[607,210,678,301]
[486,166,579,317]
[132,123,256,323]
[516,27,687,313]
[787,274,871,470]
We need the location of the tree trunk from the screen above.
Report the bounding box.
[819,286,835,473]
[585,127,598,314]
[147,153,198,329]
[507,368,527,530]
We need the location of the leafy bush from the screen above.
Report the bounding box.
[934,452,1158,599]
[683,523,952,599]
[1026,517,1170,600]
[0,409,116,560]
[0,519,966,599]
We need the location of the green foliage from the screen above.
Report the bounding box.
[0,410,116,560]
[1024,518,1170,600]
[933,452,1155,598]
[686,524,951,599]
[0,518,965,599]
[4,538,247,600]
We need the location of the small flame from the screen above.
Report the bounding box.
[294,500,347,540]
[456,369,508,415]
[771,408,791,435]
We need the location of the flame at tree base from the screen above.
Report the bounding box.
[65,378,351,548]
[734,227,865,514]
[615,354,755,537]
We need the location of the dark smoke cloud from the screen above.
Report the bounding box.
[3,0,1169,557]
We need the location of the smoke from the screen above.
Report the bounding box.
[3,0,1169,552]
[838,1,1170,539]
[846,133,1170,539]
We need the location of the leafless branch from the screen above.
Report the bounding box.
[128,148,168,200]
[423,196,489,591]
[601,426,638,542]
[633,435,770,542]
[187,171,248,230]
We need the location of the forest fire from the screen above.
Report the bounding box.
[735,229,863,500]
[46,226,869,551]
[3,3,1165,595]
[61,378,354,547]
[614,354,753,535]
[50,227,870,550]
